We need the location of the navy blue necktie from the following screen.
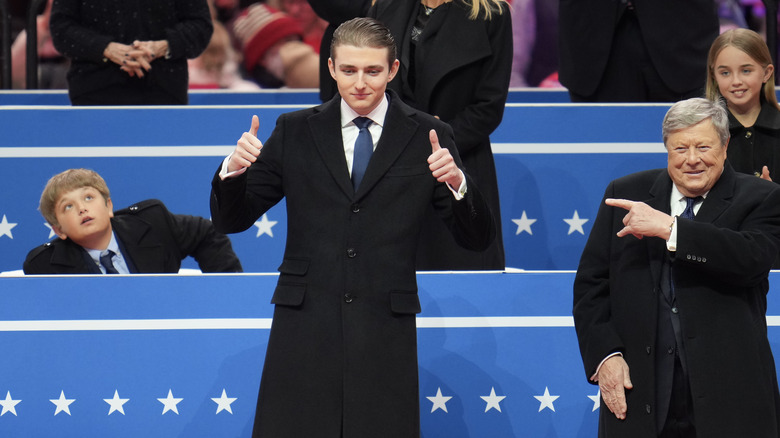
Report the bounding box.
[680,196,701,220]
[351,117,373,190]
[100,250,119,274]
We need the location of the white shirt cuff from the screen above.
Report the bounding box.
[219,154,247,180]
[446,170,467,200]
[591,352,623,382]
[666,216,679,251]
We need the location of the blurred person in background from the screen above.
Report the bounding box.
[10,0,69,89]
[188,2,260,90]
[558,0,719,102]
[50,0,213,105]
[231,2,319,88]
[266,0,328,53]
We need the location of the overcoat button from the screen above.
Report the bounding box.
[671,307,678,314]
[351,204,360,213]
[347,248,356,258]
[646,346,652,354]
[645,404,651,414]
[344,294,353,303]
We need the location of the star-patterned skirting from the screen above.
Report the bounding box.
[0,272,613,437]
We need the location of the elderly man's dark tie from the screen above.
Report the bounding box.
[681,196,700,220]
[352,117,373,190]
[100,250,119,274]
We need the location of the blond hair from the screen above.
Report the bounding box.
[374,0,507,20]
[706,28,779,110]
[464,0,507,20]
[39,169,111,227]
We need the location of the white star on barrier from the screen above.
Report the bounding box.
[50,391,75,416]
[158,389,183,415]
[564,210,589,235]
[254,214,278,237]
[44,223,56,239]
[0,391,21,416]
[511,211,537,235]
[587,389,600,412]
[534,387,559,412]
[211,389,237,414]
[426,387,452,413]
[480,387,506,413]
[0,215,18,239]
[104,390,129,415]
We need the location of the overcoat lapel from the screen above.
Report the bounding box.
[308,93,420,200]
[49,241,97,273]
[646,171,674,286]
[693,164,736,224]
[413,3,491,106]
[373,0,492,108]
[308,96,355,199]
[355,98,418,198]
[112,217,162,272]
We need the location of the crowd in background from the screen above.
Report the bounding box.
[7,0,326,91]
[5,0,776,93]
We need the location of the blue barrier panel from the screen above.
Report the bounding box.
[1,272,780,436]
[0,88,572,106]
[0,272,585,437]
[0,104,672,273]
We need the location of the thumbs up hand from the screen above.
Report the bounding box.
[228,115,263,173]
[427,129,463,189]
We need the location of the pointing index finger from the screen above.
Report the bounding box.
[605,198,635,211]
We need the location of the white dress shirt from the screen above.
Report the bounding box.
[85,232,130,274]
[666,185,706,252]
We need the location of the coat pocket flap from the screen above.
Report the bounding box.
[277,258,310,275]
[271,282,306,306]
[390,291,421,314]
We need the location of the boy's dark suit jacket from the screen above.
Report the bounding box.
[574,164,780,437]
[210,90,495,438]
[23,199,242,274]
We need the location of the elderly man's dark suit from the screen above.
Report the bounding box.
[24,199,242,274]
[574,164,780,437]
[210,90,495,438]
